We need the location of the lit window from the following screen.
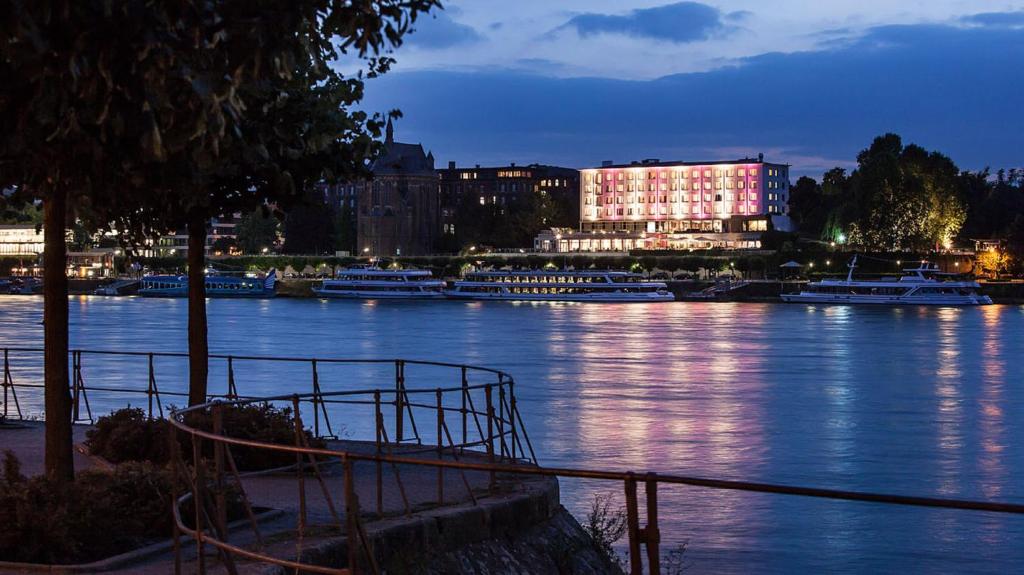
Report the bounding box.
[703,182,711,190]
[479,196,485,205]
[738,169,746,177]
[703,170,711,177]
[750,169,758,177]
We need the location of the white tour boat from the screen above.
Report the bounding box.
[446,270,675,302]
[781,256,992,306]
[313,267,446,299]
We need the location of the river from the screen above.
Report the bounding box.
[1,296,1022,574]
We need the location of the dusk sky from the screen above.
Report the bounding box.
[354,1,1024,178]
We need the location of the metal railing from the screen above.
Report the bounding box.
[0,348,534,464]
[168,391,1024,575]
[6,348,1024,574]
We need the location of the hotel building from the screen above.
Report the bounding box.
[535,156,792,252]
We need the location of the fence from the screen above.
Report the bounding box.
[5,348,1024,574]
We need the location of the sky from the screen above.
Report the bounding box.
[350,1,1024,178]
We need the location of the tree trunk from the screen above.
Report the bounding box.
[187,211,209,406]
[43,190,74,482]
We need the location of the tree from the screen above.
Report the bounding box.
[235,208,280,255]
[1,0,439,479]
[283,197,339,255]
[820,134,968,251]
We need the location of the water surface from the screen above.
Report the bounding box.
[1,296,1022,574]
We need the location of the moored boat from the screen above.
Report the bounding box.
[139,269,277,298]
[313,266,445,299]
[446,270,675,302]
[781,256,991,306]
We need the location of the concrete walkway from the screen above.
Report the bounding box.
[0,420,527,574]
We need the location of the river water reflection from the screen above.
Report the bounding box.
[1,296,1022,574]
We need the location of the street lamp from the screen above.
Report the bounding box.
[261,247,269,254]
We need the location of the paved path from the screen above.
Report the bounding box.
[0,421,522,574]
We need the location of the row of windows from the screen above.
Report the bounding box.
[586,193,758,205]
[586,168,764,183]
[587,179,765,193]
[586,204,759,217]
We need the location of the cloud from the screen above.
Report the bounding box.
[554,2,730,43]
[961,10,1024,28]
[363,22,1024,177]
[404,10,482,49]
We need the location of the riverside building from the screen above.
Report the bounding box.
[535,156,793,252]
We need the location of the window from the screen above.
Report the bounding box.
[703,170,711,177]
[479,196,485,205]
[738,169,746,177]
[703,181,712,190]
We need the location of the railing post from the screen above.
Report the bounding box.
[485,384,495,491]
[292,395,307,537]
[645,473,661,575]
[3,348,21,420]
[395,360,404,442]
[344,456,360,575]
[311,360,320,438]
[71,351,80,422]
[212,404,228,543]
[436,388,444,505]
[374,391,383,518]
[192,432,206,575]
[226,356,237,399]
[147,353,155,419]
[460,366,468,447]
[508,378,517,460]
[625,473,642,575]
[497,381,507,461]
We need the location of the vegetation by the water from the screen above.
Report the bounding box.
[86,405,324,471]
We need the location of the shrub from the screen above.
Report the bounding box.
[87,404,326,471]
[583,493,628,569]
[183,402,327,471]
[85,406,169,464]
[0,454,176,564]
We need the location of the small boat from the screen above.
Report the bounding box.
[313,266,446,299]
[781,256,992,306]
[139,269,277,298]
[446,270,675,302]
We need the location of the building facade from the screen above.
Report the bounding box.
[437,162,579,237]
[0,225,44,256]
[536,156,791,252]
[356,120,439,256]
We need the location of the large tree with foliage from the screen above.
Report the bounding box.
[235,208,280,255]
[1,0,438,480]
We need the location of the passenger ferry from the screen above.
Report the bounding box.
[139,269,277,298]
[781,256,991,306]
[446,270,675,302]
[313,267,445,299]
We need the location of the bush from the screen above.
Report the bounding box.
[85,407,169,464]
[0,453,176,564]
[87,404,325,471]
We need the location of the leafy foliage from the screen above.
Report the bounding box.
[86,405,325,471]
[235,207,281,255]
[0,454,177,564]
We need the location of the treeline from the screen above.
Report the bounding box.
[789,133,1024,255]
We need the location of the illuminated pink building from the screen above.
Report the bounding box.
[534,156,791,252]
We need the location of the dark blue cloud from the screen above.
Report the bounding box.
[364,23,1024,177]
[556,2,728,43]
[961,10,1024,28]
[404,10,482,49]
